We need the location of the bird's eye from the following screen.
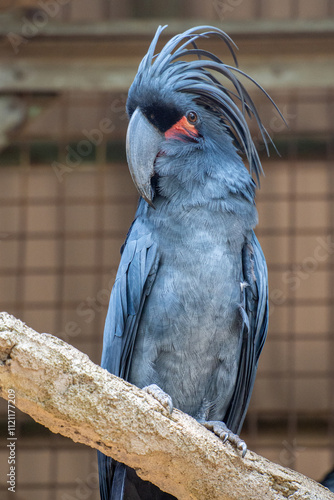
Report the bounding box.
[150,113,155,121]
[186,111,198,124]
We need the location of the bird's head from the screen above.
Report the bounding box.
[126,25,283,208]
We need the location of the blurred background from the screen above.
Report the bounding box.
[0,1,334,498]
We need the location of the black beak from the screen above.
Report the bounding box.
[126,107,163,208]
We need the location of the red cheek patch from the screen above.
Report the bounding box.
[164,116,199,141]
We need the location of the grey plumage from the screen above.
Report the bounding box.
[99,25,276,500]
[320,469,334,493]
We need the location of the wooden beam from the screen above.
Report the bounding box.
[0,17,334,38]
[0,19,333,92]
[1,56,333,93]
[0,0,41,12]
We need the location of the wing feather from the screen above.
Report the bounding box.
[98,215,159,500]
[225,231,268,434]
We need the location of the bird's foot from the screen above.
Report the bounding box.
[202,421,247,458]
[142,384,173,414]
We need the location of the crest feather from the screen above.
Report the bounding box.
[133,25,285,186]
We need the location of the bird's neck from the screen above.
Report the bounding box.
[154,149,257,215]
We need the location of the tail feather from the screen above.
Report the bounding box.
[98,451,176,500]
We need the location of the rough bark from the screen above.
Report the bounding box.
[0,312,332,500]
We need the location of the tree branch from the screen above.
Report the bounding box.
[0,312,332,500]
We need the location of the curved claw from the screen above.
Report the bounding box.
[201,420,247,458]
[143,384,173,414]
[238,440,247,458]
[222,432,229,444]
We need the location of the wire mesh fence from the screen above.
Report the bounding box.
[0,3,334,497]
[1,88,333,497]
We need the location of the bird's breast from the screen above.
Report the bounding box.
[128,203,249,418]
